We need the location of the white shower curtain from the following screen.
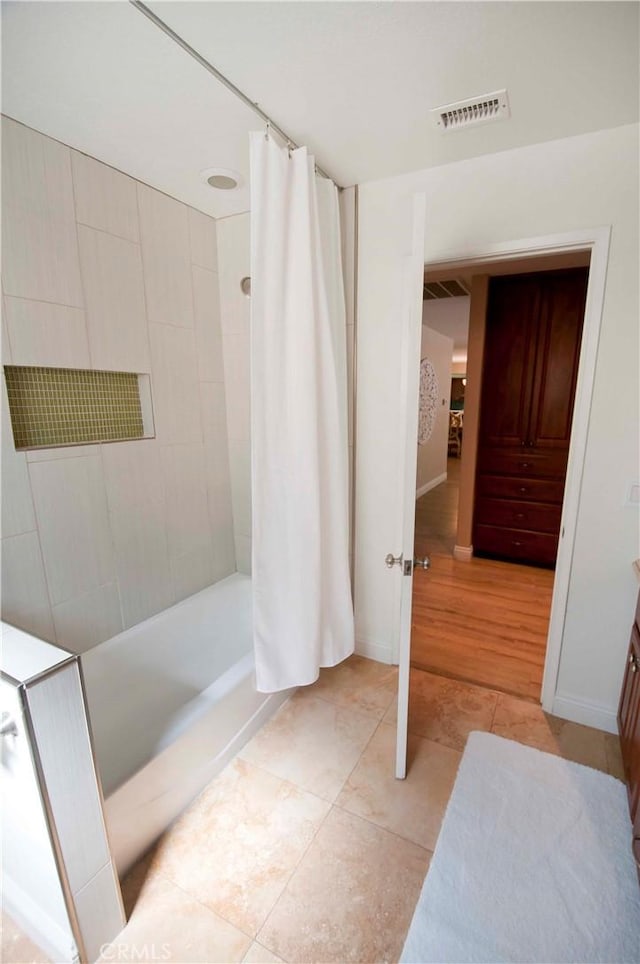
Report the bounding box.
[250,131,354,692]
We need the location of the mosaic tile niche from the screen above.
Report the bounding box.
[4,365,148,449]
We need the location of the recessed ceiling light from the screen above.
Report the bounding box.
[200,166,242,191]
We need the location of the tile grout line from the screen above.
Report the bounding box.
[249,698,394,955]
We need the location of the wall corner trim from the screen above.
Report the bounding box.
[552,691,618,735]
[355,637,394,665]
[416,471,447,500]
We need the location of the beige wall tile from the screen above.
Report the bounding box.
[192,265,224,383]
[137,184,194,328]
[200,381,236,577]
[27,445,100,463]
[72,151,139,242]
[52,581,123,652]
[170,545,216,602]
[1,118,83,306]
[77,225,150,372]
[101,440,173,628]
[161,443,212,561]
[1,531,55,641]
[2,296,12,363]
[1,379,37,538]
[228,439,251,540]
[217,213,250,336]
[222,330,250,442]
[258,806,429,964]
[28,455,116,606]
[4,296,90,369]
[188,208,218,272]
[200,380,228,450]
[148,323,202,444]
[203,443,236,581]
[234,533,251,576]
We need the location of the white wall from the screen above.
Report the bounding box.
[1,117,236,651]
[416,327,452,497]
[355,123,639,730]
[422,295,470,363]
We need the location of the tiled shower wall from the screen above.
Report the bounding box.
[216,189,357,578]
[1,116,236,652]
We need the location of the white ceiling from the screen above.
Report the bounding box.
[2,1,638,218]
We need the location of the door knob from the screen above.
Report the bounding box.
[385,552,403,569]
[413,557,430,570]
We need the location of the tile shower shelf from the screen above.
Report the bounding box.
[4,365,154,449]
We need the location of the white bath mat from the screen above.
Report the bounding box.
[401,731,640,963]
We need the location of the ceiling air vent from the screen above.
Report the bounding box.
[432,89,510,133]
[423,279,470,300]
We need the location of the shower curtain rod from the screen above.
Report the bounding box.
[129,0,342,188]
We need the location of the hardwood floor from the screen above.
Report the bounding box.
[411,458,554,702]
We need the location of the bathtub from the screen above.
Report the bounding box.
[81,573,292,877]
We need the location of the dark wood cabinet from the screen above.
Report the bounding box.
[618,588,640,875]
[473,268,588,567]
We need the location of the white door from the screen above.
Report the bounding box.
[394,195,427,779]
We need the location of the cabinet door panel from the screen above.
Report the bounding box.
[478,277,539,448]
[618,624,640,823]
[529,269,587,449]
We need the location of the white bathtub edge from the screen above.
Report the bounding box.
[107,685,295,879]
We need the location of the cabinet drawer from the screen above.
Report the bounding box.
[475,497,561,534]
[476,474,565,504]
[474,524,559,566]
[478,447,568,479]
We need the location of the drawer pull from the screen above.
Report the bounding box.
[630,652,638,674]
[512,541,522,547]
[519,462,531,469]
[519,487,528,493]
[515,513,525,520]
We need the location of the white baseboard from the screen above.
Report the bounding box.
[453,544,473,562]
[551,692,618,734]
[416,471,447,500]
[355,638,394,665]
[3,875,76,964]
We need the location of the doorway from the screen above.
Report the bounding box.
[410,251,591,704]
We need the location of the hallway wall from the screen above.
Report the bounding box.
[416,326,452,497]
[354,122,639,731]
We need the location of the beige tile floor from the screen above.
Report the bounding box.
[3,656,625,964]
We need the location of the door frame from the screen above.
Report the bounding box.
[397,225,611,719]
